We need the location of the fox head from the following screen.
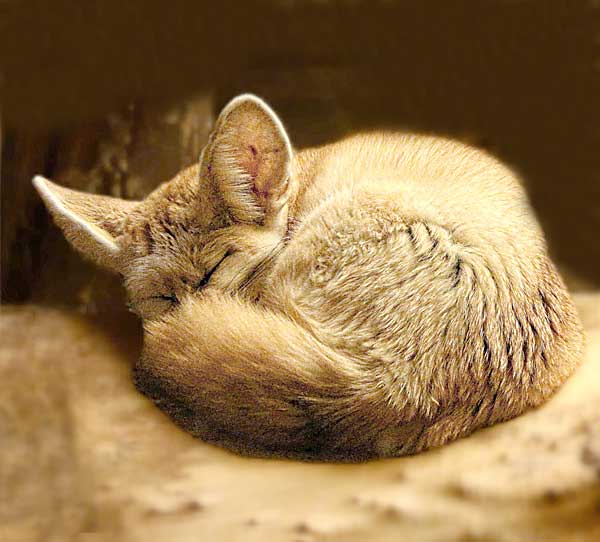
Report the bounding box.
[34,95,295,319]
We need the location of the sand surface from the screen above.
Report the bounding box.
[1,292,599,541]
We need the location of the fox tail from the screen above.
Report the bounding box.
[134,292,405,459]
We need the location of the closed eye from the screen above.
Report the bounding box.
[195,251,232,291]
[153,293,179,303]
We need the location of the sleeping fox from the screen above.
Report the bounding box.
[33,94,584,459]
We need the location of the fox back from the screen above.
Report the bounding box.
[34,95,584,459]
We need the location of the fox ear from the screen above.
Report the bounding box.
[33,175,135,271]
[202,94,293,227]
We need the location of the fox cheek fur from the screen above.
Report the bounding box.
[33,94,584,460]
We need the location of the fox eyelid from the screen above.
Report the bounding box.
[154,293,179,304]
[194,251,232,291]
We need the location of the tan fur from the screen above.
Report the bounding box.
[33,94,584,459]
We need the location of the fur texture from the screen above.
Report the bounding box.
[34,94,584,459]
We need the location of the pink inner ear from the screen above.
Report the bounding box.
[242,144,261,183]
[240,143,284,204]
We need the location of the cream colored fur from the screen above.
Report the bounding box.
[33,94,584,459]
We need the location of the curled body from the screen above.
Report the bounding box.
[34,95,584,459]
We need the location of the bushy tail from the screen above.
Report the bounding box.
[134,293,399,459]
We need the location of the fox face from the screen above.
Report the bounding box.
[34,95,295,320]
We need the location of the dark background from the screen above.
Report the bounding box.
[2,0,600,307]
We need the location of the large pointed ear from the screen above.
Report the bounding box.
[201,94,293,228]
[32,175,135,271]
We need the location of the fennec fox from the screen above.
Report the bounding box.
[34,94,584,459]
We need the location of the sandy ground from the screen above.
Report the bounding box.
[1,292,599,542]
